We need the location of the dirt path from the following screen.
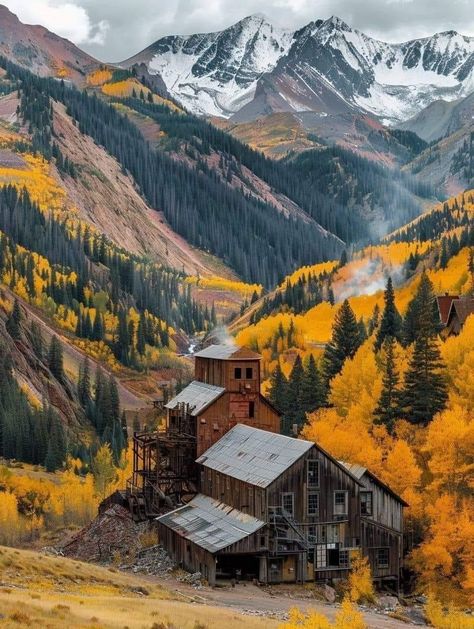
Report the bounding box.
[149,579,423,628]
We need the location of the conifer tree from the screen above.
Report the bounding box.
[268,363,288,417]
[30,321,44,359]
[285,355,305,433]
[44,407,66,472]
[367,303,380,336]
[48,335,64,381]
[6,298,21,340]
[375,277,402,351]
[401,283,448,425]
[374,337,400,432]
[403,272,441,346]
[298,354,325,415]
[322,299,361,387]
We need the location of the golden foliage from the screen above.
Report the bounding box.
[86,68,113,86]
[425,594,474,629]
[279,601,367,629]
[347,551,376,605]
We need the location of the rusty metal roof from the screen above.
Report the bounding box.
[165,381,225,416]
[156,494,264,554]
[194,344,261,360]
[196,424,313,488]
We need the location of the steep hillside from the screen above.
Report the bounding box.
[232,190,474,377]
[0,4,99,84]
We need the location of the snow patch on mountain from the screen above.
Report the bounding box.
[127,14,474,123]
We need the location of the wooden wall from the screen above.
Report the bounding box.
[194,357,261,392]
[196,392,280,456]
[359,474,403,532]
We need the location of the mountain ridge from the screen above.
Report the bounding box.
[120,14,474,124]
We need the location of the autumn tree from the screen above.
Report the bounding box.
[91,444,117,501]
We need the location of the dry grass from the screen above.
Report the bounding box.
[0,546,277,629]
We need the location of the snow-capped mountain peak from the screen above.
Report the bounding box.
[121,15,474,123]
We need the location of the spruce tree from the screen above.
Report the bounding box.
[374,337,400,432]
[401,285,448,425]
[285,355,305,433]
[375,277,402,351]
[298,354,324,415]
[322,299,361,387]
[268,363,288,416]
[48,335,64,382]
[6,298,22,340]
[402,272,441,346]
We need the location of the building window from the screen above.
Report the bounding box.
[307,492,319,516]
[334,491,348,517]
[246,367,253,379]
[339,550,350,568]
[315,545,327,568]
[234,367,242,379]
[281,493,294,517]
[307,460,319,487]
[249,401,255,418]
[360,491,373,516]
[377,548,390,568]
[308,525,317,544]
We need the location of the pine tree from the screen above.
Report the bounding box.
[298,354,324,415]
[322,299,361,387]
[367,303,380,336]
[78,356,92,408]
[375,277,402,351]
[401,288,448,425]
[403,272,441,346]
[374,337,400,432]
[92,310,104,341]
[268,363,288,417]
[285,355,305,434]
[6,298,22,340]
[48,335,64,381]
[137,312,146,355]
[44,407,66,472]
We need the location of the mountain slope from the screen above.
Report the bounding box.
[125,14,474,124]
[0,4,99,84]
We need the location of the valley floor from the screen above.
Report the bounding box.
[0,546,421,628]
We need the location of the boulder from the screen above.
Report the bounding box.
[323,584,337,603]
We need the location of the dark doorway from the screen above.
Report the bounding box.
[216,554,259,580]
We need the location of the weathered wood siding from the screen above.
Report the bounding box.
[197,392,280,456]
[360,474,403,532]
[194,356,261,392]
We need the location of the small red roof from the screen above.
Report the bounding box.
[437,295,459,325]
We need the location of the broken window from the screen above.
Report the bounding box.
[360,491,373,516]
[334,491,348,517]
[246,367,253,379]
[234,367,242,379]
[307,492,319,516]
[339,549,350,568]
[307,460,319,487]
[281,493,294,517]
[249,401,255,418]
[377,548,390,568]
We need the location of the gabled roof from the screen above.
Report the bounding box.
[194,344,261,360]
[156,494,265,554]
[165,381,225,416]
[437,295,459,325]
[340,462,409,507]
[196,424,314,488]
[447,297,474,326]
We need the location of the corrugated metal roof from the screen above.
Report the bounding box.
[194,344,261,360]
[339,461,408,506]
[339,462,366,479]
[156,494,264,554]
[196,424,313,488]
[165,381,225,416]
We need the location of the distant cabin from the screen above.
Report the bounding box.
[437,294,474,337]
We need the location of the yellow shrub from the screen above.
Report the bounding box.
[425,594,474,629]
[347,551,375,605]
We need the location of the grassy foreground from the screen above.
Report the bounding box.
[0,546,277,629]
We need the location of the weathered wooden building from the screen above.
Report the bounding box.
[157,425,406,588]
[126,343,406,587]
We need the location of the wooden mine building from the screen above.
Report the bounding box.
[126,344,406,588]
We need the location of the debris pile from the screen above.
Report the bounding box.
[121,545,176,579]
[61,504,147,563]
